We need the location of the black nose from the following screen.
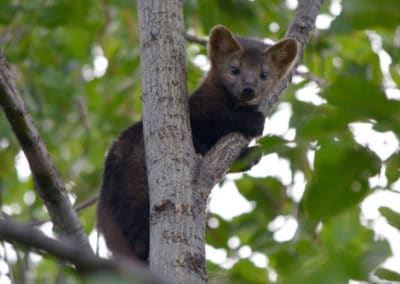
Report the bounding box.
[242,87,255,101]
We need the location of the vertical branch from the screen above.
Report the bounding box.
[0,51,91,251]
[137,0,204,283]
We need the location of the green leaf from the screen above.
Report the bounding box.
[207,215,231,249]
[331,0,400,32]
[268,209,391,283]
[258,136,290,155]
[294,104,349,142]
[37,4,76,27]
[268,240,324,284]
[375,268,400,282]
[319,209,391,281]
[295,209,390,282]
[391,64,400,87]
[235,176,288,220]
[333,32,377,65]
[229,259,269,284]
[379,206,400,230]
[36,2,90,27]
[301,140,380,220]
[54,26,93,60]
[386,153,400,185]
[322,76,400,133]
[0,4,17,24]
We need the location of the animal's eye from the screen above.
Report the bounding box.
[260,71,269,80]
[230,66,240,75]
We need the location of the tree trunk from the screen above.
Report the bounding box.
[136,0,324,283]
[137,0,206,283]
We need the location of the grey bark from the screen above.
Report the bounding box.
[137,0,204,283]
[0,50,91,252]
[0,219,171,284]
[137,0,325,283]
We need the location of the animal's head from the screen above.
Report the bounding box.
[208,25,298,106]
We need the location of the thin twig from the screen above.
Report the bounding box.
[184,33,207,46]
[27,194,99,227]
[74,194,99,212]
[294,70,326,85]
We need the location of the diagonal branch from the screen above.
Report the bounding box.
[196,134,249,190]
[0,219,108,272]
[184,33,208,46]
[0,50,91,251]
[198,0,325,192]
[295,70,326,85]
[0,219,170,284]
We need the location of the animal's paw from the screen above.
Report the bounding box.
[240,111,265,138]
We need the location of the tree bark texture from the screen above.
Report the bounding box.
[0,51,91,251]
[137,0,206,283]
[137,0,323,283]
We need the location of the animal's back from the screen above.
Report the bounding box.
[96,25,298,262]
[97,121,150,260]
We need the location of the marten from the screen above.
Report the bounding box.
[97,25,299,262]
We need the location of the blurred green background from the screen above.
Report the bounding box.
[1,0,400,283]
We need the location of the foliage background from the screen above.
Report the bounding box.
[0,0,400,283]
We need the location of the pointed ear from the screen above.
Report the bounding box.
[208,25,242,61]
[265,38,299,78]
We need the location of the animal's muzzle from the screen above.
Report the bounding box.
[241,87,256,101]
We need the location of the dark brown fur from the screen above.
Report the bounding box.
[97,25,298,261]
